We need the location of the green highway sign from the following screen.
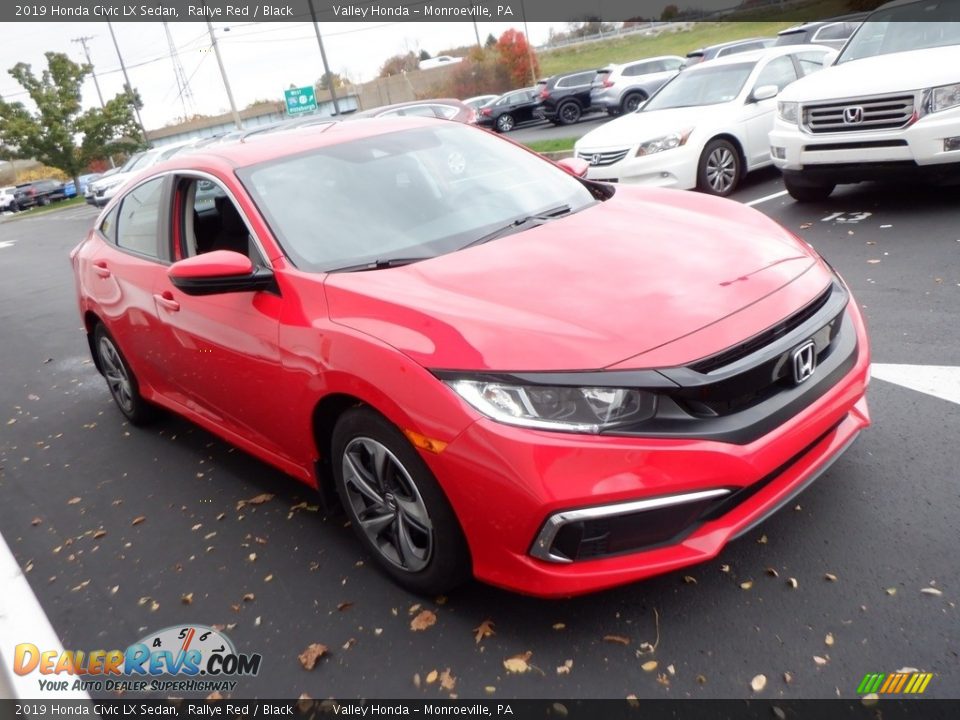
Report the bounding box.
[284,86,318,116]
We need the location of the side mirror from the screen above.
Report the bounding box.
[168,250,277,296]
[556,157,589,178]
[751,84,779,103]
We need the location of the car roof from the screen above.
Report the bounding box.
[687,44,831,70]
[600,55,684,71]
[351,98,465,118]
[778,13,868,33]
[147,117,454,172]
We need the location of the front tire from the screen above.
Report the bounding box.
[495,113,515,133]
[332,407,470,595]
[621,92,646,114]
[784,176,836,202]
[697,139,742,196]
[556,101,582,126]
[94,324,156,425]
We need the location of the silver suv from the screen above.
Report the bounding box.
[590,55,685,115]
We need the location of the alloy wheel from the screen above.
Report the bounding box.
[497,114,514,132]
[341,437,434,572]
[98,336,134,414]
[705,147,738,194]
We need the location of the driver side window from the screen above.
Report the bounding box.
[178,178,265,266]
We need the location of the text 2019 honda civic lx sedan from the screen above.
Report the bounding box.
[71,118,870,597]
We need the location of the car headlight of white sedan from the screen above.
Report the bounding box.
[635,129,694,157]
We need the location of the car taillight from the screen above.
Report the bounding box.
[540,89,550,100]
[481,107,492,116]
[603,78,614,88]
[467,109,477,124]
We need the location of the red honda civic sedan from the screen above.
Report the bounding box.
[71,118,870,597]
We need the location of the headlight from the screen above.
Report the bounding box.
[446,379,656,433]
[923,82,960,116]
[635,129,693,157]
[777,101,799,124]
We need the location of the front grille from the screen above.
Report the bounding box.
[803,94,915,134]
[690,284,833,374]
[577,148,630,167]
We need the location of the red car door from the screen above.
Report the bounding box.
[150,175,291,468]
[78,177,177,396]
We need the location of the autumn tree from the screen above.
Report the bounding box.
[378,51,420,77]
[485,33,497,48]
[0,52,143,190]
[496,29,539,88]
[661,5,680,20]
[316,72,345,92]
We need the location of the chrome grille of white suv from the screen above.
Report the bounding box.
[803,94,916,134]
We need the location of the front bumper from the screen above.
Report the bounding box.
[770,104,960,180]
[427,300,871,597]
[578,144,699,189]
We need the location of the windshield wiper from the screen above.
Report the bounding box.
[459,205,572,251]
[327,257,433,273]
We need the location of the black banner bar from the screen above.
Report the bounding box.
[3,699,960,720]
[3,0,959,24]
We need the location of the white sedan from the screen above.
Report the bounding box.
[574,46,835,196]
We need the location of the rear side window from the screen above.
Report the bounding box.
[99,206,119,243]
[558,72,594,88]
[116,178,165,258]
[795,50,831,76]
[814,22,858,42]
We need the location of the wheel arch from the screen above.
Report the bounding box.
[83,310,105,375]
[705,133,748,171]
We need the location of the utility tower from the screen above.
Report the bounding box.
[163,22,195,122]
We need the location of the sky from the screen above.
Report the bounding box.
[0,21,568,131]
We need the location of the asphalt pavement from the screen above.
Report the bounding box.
[0,173,958,701]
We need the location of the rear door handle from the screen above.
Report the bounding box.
[92,261,111,278]
[154,292,180,312]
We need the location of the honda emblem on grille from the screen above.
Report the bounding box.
[843,106,864,124]
[591,154,602,166]
[792,341,817,384]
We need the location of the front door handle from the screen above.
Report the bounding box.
[154,292,180,312]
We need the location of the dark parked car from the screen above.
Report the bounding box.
[774,15,867,50]
[684,37,775,67]
[476,88,540,132]
[14,179,67,208]
[350,99,476,124]
[534,70,601,125]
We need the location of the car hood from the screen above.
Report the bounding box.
[324,188,826,372]
[90,172,132,191]
[575,106,730,150]
[780,45,960,101]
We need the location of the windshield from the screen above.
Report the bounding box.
[838,3,960,63]
[118,152,145,172]
[238,124,598,272]
[644,62,755,110]
[125,151,159,173]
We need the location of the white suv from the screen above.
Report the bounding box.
[770,0,960,201]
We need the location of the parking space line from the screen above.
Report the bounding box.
[745,190,789,207]
[0,529,91,700]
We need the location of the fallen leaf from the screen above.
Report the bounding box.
[412,673,421,689]
[138,596,151,606]
[298,643,328,670]
[110,585,119,595]
[656,672,670,687]
[31,517,42,526]
[473,619,495,644]
[766,567,779,578]
[682,575,697,584]
[757,534,768,544]
[824,573,838,582]
[247,553,257,562]
[93,529,106,539]
[68,497,81,505]
[552,622,566,630]
[484,686,496,694]
[410,609,437,631]
[70,580,90,592]
[181,593,193,605]
[337,601,353,612]
[131,516,145,526]
[552,703,569,717]
[604,634,630,645]
[773,706,787,720]
[439,669,456,691]
[799,223,812,229]
[813,655,829,666]
[408,603,422,615]
[191,523,202,531]
[867,259,881,264]
[740,580,754,590]
[236,493,274,511]
[696,674,707,685]
[825,633,835,646]
[921,587,943,596]
[886,587,897,596]
[783,671,793,684]
[503,652,532,674]
[150,601,159,612]
[721,564,731,573]
[425,669,438,684]
[787,577,798,589]
[242,593,255,602]
[556,659,573,675]
[750,674,767,692]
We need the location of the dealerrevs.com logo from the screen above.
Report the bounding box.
[13,625,262,694]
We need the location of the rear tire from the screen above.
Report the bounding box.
[784,176,836,202]
[495,113,515,133]
[697,139,742,197]
[39,196,50,207]
[621,92,646,114]
[557,101,582,126]
[93,324,156,426]
[332,407,471,595]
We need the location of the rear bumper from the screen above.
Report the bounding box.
[427,301,871,597]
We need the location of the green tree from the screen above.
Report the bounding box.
[316,72,345,92]
[661,5,679,20]
[0,52,143,190]
[485,33,498,49]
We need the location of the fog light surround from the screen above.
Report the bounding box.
[530,488,731,563]
[944,136,960,152]
[771,146,786,160]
